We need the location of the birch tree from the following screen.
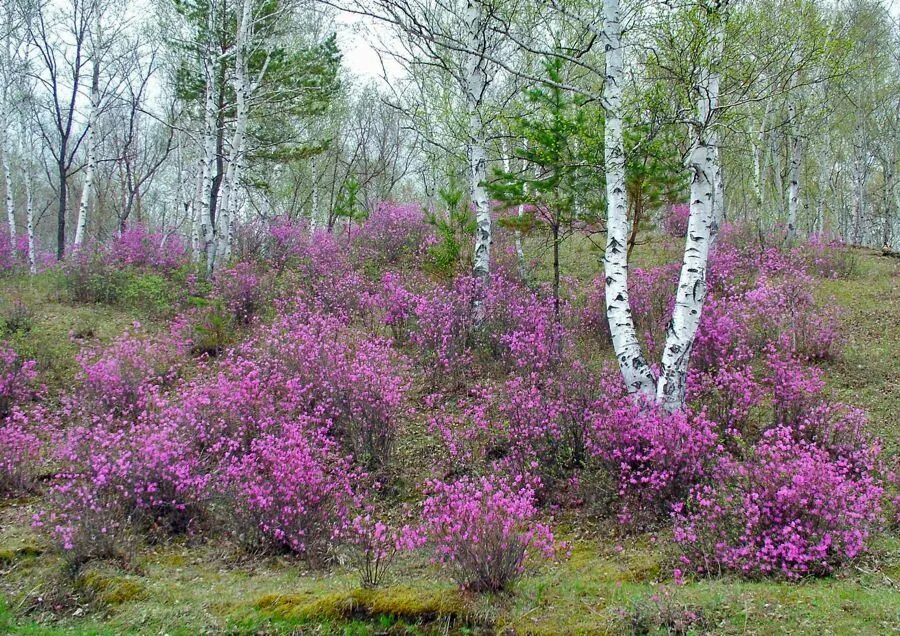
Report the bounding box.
[73,5,104,247]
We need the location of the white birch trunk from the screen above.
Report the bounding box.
[465,0,491,324]
[2,150,13,246]
[602,0,655,396]
[707,24,724,243]
[516,151,527,280]
[310,155,322,233]
[194,37,217,265]
[785,72,801,244]
[214,0,252,269]
[74,12,102,248]
[655,6,724,411]
[751,99,773,215]
[0,93,13,247]
[25,173,34,274]
[851,147,866,245]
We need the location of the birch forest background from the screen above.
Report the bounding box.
[0,0,898,633]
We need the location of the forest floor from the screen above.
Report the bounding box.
[0,243,898,635]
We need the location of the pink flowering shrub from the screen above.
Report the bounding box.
[0,342,38,419]
[212,262,273,324]
[346,513,418,587]
[629,264,679,356]
[378,271,420,341]
[0,410,42,496]
[674,426,882,579]
[75,326,185,417]
[104,225,187,271]
[427,385,504,475]
[41,415,210,564]
[408,277,473,388]
[416,475,557,591]
[481,274,564,374]
[796,233,858,279]
[589,398,720,527]
[173,307,407,471]
[500,363,613,500]
[220,420,358,560]
[351,202,437,267]
[765,344,825,426]
[579,276,612,342]
[662,203,690,237]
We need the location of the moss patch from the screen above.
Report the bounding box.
[0,545,43,566]
[75,570,147,606]
[256,586,471,624]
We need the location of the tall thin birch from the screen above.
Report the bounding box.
[602,0,655,396]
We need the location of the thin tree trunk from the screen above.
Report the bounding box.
[2,149,13,247]
[310,155,322,233]
[465,0,491,325]
[74,15,102,248]
[707,23,724,245]
[214,0,252,270]
[516,153,527,280]
[56,158,67,260]
[194,14,217,265]
[602,0,655,396]
[25,174,34,273]
[501,140,527,280]
[655,5,725,411]
[785,72,801,244]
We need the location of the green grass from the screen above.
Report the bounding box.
[0,246,898,635]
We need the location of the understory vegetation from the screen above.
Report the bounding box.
[0,212,897,635]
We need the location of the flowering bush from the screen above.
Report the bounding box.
[104,225,187,271]
[416,475,557,591]
[346,513,418,587]
[481,274,564,374]
[662,203,690,237]
[75,326,185,417]
[796,234,858,279]
[765,344,825,426]
[0,410,42,496]
[674,426,882,579]
[686,363,764,436]
[500,363,612,500]
[589,398,720,527]
[378,271,420,341]
[265,216,311,269]
[351,202,437,267]
[629,264,679,355]
[408,277,473,388]
[220,420,358,560]
[212,262,273,324]
[0,342,38,419]
[41,415,209,563]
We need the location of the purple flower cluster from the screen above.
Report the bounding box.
[414,475,558,591]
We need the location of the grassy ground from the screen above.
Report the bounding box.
[0,245,898,635]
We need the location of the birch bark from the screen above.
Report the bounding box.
[214,0,252,269]
[465,0,491,324]
[195,10,217,266]
[25,173,34,273]
[2,147,13,246]
[786,72,801,244]
[654,2,724,411]
[74,10,102,248]
[601,0,655,396]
